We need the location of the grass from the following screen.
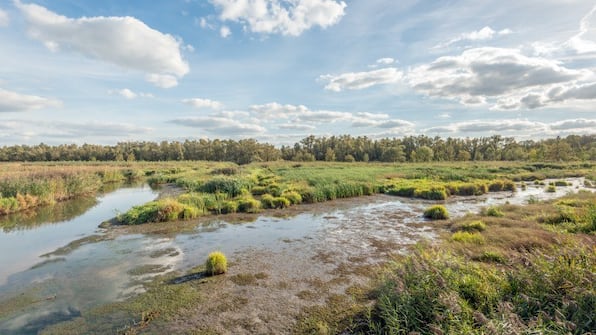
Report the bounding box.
[205,251,227,276]
[423,205,449,220]
[451,231,486,244]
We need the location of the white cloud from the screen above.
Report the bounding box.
[426,118,596,137]
[567,6,596,54]
[250,102,309,119]
[210,0,347,36]
[109,88,137,99]
[437,112,451,119]
[220,25,232,37]
[351,117,413,129]
[278,123,316,131]
[145,74,179,88]
[408,47,589,109]
[0,8,9,27]
[169,116,266,135]
[182,98,224,109]
[320,67,403,92]
[16,1,189,88]
[0,88,62,112]
[550,118,596,130]
[46,121,153,137]
[355,112,389,120]
[376,57,396,65]
[436,26,513,49]
[297,110,352,122]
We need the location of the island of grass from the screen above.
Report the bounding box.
[113,161,594,225]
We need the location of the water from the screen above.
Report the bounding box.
[0,178,590,334]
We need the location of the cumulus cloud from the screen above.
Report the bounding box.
[0,8,9,26]
[351,117,413,129]
[436,26,513,49]
[407,47,589,109]
[16,1,189,88]
[210,0,347,36]
[0,88,62,112]
[170,116,266,135]
[220,25,231,38]
[320,67,403,92]
[182,98,224,109]
[427,118,596,137]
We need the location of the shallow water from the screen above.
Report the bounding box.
[0,178,590,334]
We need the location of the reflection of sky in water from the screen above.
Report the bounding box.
[0,178,591,334]
[0,185,158,286]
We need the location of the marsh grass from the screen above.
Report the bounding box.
[354,192,596,335]
[423,205,449,220]
[205,251,227,276]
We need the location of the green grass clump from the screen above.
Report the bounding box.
[423,205,449,220]
[261,194,290,209]
[199,177,248,197]
[237,196,261,213]
[546,185,557,193]
[451,231,485,244]
[488,179,516,192]
[281,191,302,204]
[554,180,569,186]
[485,206,504,217]
[205,251,227,276]
[117,198,200,224]
[458,220,486,232]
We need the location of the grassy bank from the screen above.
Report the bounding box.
[0,162,147,215]
[117,161,595,225]
[298,191,596,334]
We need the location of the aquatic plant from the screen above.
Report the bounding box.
[423,205,449,220]
[205,251,227,276]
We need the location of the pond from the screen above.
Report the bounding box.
[0,178,590,334]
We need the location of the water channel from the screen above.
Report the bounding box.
[0,178,590,334]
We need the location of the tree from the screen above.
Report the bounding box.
[324,148,336,162]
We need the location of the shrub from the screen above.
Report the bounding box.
[423,205,449,220]
[205,251,227,276]
[451,231,485,244]
[485,206,504,217]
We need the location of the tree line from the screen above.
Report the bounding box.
[0,135,594,164]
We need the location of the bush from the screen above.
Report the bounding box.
[485,206,504,217]
[423,205,449,220]
[451,231,485,244]
[205,251,227,276]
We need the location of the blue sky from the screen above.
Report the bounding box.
[0,0,595,146]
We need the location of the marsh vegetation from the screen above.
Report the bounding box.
[0,159,594,334]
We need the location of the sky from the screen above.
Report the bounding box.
[0,0,595,146]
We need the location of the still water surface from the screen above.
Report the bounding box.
[0,178,589,334]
